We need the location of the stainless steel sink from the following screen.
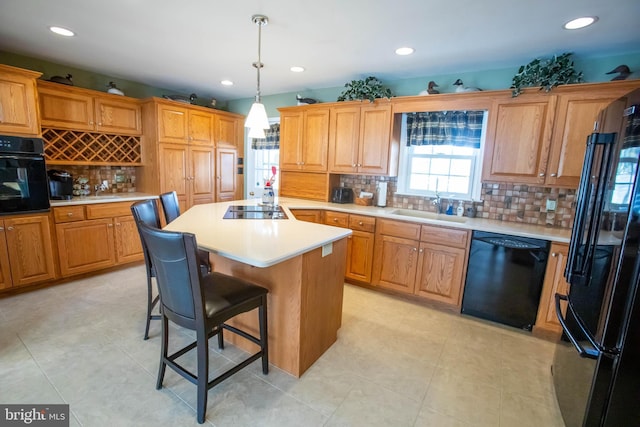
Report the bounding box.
[390,208,467,223]
[81,195,121,200]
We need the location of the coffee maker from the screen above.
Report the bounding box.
[47,169,73,200]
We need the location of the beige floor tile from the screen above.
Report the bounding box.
[414,407,474,427]
[500,392,565,427]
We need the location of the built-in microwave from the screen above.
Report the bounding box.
[0,135,50,215]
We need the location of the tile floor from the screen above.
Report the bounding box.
[0,265,566,426]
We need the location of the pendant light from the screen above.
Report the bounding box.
[245,14,270,139]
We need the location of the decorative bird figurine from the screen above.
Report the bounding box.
[606,65,632,81]
[453,79,482,92]
[49,74,73,86]
[296,94,317,105]
[419,81,440,95]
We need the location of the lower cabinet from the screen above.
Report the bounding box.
[372,219,470,308]
[324,211,376,283]
[0,215,56,290]
[54,202,143,277]
[534,243,570,335]
[290,209,323,224]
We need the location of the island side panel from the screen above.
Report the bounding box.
[210,253,304,376]
[299,237,347,374]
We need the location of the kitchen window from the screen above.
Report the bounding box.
[246,121,279,197]
[396,111,487,200]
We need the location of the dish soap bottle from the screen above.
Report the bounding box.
[262,181,274,205]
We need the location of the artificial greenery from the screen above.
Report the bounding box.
[337,76,393,102]
[511,53,583,97]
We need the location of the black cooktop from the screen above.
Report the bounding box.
[223,205,288,219]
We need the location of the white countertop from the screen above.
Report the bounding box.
[163,200,352,268]
[49,192,158,206]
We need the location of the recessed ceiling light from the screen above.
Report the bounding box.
[221,80,234,86]
[563,16,598,30]
[395,47,414,56]
[290,66,305,73]
[49,26,75,37]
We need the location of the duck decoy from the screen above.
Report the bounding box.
[606,65,632,81]
[163,93,198,104]
[106,81,124,96]
[49,74,73,86]
[453,79,482,92]
[296,94,317,105]
[419,81,440,95]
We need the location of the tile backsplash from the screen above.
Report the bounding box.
[47,166,137,193]
[338,175,576,229]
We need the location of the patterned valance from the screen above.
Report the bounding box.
[251,123,280,150]
[622,106,640,149]
[406,111,484,148]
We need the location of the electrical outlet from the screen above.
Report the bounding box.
[546,199,557,211]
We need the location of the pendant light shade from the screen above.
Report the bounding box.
[245,15,270,138]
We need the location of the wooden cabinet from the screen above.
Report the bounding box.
[53,202,143,277]
[157,103,213,145]
[535,243,570,335]
[215,144,238,202]
[38,81,142,135]
[290,209,323,223]
[372,219,469,307]
[0,215,56,290]
[279,106,329,172]
[482,81,640,187]
[0,64,41,136]
[324,211,376,283]
[328,102,394,175]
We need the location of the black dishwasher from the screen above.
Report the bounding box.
[461,231,550,331]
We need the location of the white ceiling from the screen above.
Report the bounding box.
[1,0,639,102]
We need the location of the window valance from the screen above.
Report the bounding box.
[406,111,484,148]
[251,123,280,150]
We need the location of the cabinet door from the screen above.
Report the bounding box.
[290,209,322,223]
[0,72,39,135]
[157,104,189,143]
[216,115,239,147]
[190,145,215,206]
[358,104,391,175]
[216,145,237,202]
[280,111,304,170]
[4,215,56,287]
[346,230,375,283]
[483,95,556,184]
[159,143,189,212]
[372,235,419,294]
[56,218,116,277]
[189,110,214,145]
[95,97,142,135]
[302,109,329,171]
[535,243,570,334]
[546,95,625,187]
[0,222,11,290]
[414,242,466,306]
[39,87,95,131]
[114,215,143,264]
[328,106,360,173]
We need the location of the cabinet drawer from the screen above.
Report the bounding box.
[377,219,421,240]
[53,206,86,223]
[86,202,133,219]
[324,211,349,228]
[420,224,469,248]
[349,214,376,232]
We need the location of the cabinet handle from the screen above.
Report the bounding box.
[108,223,113,227]
[0,227,4,231]
[412,247,417,252]
[116,223,121,227]
[98,122,102,126]
[357,163,362,167]
[352,163,357,167]
[67,212,73,216]
[301,162,305,165]
[419,248,423,253]
[551,253,557,257]
[358,221,363,226]
[333,218,338,222]
[539,173,545,177]
[6,226,13,231]
[89,121,94,125]
[550,173,557,177]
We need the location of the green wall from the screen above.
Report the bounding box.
[2,49,639,118]
[226,51,640,117]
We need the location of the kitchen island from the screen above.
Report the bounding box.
[163,200,351,377]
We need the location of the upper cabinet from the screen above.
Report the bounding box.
[328,102,395,175]
[279,106,329,172]
[157,103,213,145]
[38,81,142,135]
[482,81,640,187]
[0,64,41,136]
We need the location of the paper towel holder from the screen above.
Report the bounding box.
[376,181,388,207]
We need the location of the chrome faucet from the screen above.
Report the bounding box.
[432,193,442,214]
[94,182,108,196]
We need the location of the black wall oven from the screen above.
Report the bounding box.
[0,135,50,215]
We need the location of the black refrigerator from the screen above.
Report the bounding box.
[553,88,640,427]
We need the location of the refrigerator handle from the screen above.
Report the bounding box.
[555,293,601,359]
